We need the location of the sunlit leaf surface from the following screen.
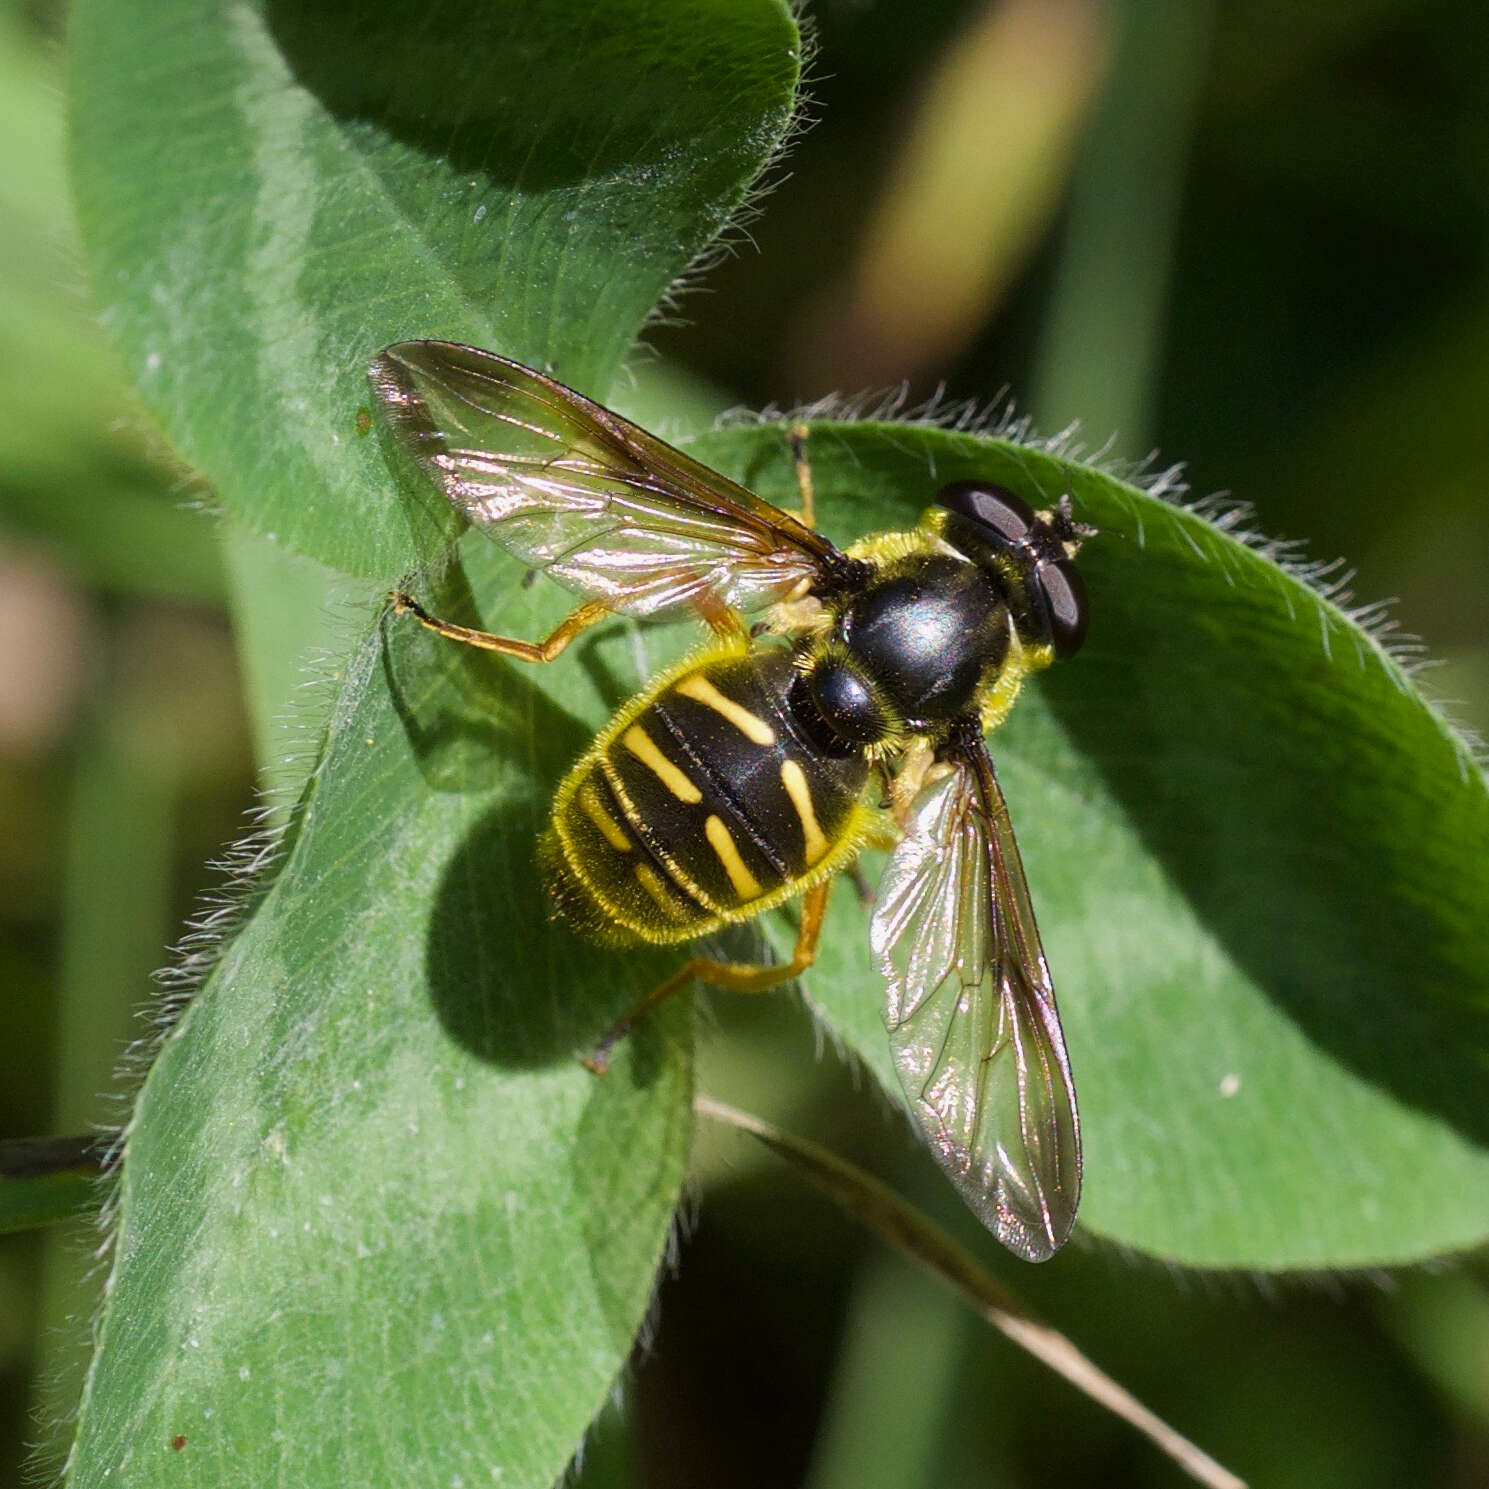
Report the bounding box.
[71,0,800,577]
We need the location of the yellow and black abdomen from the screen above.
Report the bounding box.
[545,641,873,945]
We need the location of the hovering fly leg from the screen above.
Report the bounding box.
[584,881,831,1074]
[786,422,816,530]
[390,592,609,664]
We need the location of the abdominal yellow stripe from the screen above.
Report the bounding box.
[579,782,631,852]
[634,862,688,921]
[598,758,728,917]
[623,725,702,803]
[704,815,763,899]
[676,674,776,746]
[780,759,829,864]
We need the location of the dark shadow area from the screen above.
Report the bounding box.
[1042,538,1489,1150]
[380,558,631,794]
[572,630,655,720]
[363,402,466,565]
[633,1162,864,1489]
[426,773,759,1081]
[379,563,519,795]
[426,800,671,1075]
[731,429,798,503]
[264,0,773,195]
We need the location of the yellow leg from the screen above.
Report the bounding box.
[786,422,816,530]
[888,739,943,827]
[688,591,751,645]
[391,591,608,663]
[584,880,831,1074]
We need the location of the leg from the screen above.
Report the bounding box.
[688,590,751,645]
[888,738,943,827]
[584,880,831,1074]
[391,591,608,663]
[786,422,816,530]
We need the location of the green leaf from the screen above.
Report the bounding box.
[69,0,800,577]
[66,2,800,1485]
[67,598,695,1488]
[75,403,1486,1488]
[681,419,1489,1270]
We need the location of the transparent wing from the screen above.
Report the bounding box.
[369,340,843,619]
[871,735,1081,1260]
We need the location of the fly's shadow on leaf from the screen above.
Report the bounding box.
[380,595,514,794]
[1046,545,1489,1149]
[380,559,633,792]
[426,804,674,1078]
[364,401,467,561]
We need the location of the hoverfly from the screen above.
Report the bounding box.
[369,341,1090,1261]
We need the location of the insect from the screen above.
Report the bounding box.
[369,340,1090,1261]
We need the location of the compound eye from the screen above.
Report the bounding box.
[806,660,887,746]
[934,480,1036,546]
[1037,558,1089,658]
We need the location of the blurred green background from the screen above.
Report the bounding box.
[3,0,1488,1484]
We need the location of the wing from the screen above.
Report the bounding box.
[870,733,1081,1261]
[369,340,844,621]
